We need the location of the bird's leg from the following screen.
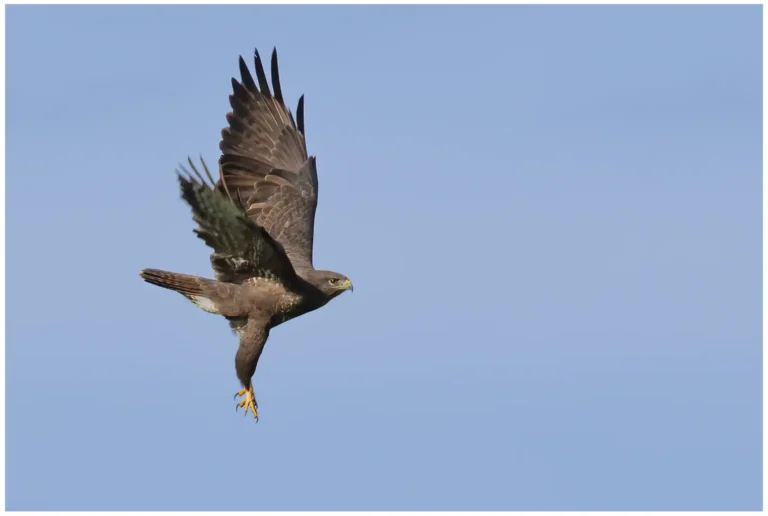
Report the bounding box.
[234,384,259,420]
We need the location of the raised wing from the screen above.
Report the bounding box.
[178,159,297,286]
[217,48,318,276]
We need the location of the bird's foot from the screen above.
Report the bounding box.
[235,384,259,420]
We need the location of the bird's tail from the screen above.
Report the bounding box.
[140,268,224,315]
[140,268,206,296]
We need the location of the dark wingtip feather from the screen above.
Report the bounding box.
[253,48,271,97]
[177,162,193,183]
[239,56,257,92]
[186,156,208,185]
[177,168,196,199]
[297,94,305,135]
[270,48,284,105]
[199,155,217,187]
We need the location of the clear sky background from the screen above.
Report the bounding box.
[5,4,762,511]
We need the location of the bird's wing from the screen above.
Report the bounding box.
[178,161,298,286]
[217,48,318,277]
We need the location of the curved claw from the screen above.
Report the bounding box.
[233,385,259,420]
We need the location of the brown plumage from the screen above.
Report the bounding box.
[140,48,353,421]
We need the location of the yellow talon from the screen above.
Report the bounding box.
[235,384,259,420]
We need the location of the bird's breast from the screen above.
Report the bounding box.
[271,292,309,326]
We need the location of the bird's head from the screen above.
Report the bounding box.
[307,270,354,300]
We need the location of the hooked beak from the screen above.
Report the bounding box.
[343,278,354,293]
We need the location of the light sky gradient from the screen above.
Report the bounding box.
[5,4,762,511]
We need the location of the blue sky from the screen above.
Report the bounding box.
[5,4,762,511]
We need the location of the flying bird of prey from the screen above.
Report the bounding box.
[140,48,353,420]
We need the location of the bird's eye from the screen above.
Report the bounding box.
[329,278,339,285]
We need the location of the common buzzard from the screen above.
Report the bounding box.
[140,48,353,420]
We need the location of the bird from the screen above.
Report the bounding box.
[140,47,353,421]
